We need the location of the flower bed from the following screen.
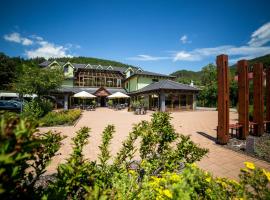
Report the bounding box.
[39,109,81,127]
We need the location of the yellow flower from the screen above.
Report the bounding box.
[191,163,197,168]
[163,189,172,199]
[152,176,161,183]
[206,188,212,193]
[229,179,240,186]
[244,162,255,170]
[129,170,136,176]
[170,173,181,182]
[241,168,249,173]
[221,182,228,188]
[205,177,211,183]
[262,169,270,181]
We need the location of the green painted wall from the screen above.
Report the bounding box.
[128,76,138,92]
[137,76,154,90]
[63,64,74,78]
[49,62,74,87]
[127,75,169,92]
[62,79,74,87]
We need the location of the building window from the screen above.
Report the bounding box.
[117,79,121,88]
[152,78,158,82]
[64,66,69,73]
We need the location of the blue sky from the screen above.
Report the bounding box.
[1,0,270,74]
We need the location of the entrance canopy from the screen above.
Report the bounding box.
[108,92,130,99]
[73,91,96,98]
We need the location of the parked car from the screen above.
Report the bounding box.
[8,100,25,108]
[0,100,21,112]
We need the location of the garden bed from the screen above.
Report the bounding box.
[224,133,270,163]
[39,109,82,127]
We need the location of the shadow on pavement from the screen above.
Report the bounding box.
[196,131,217,143]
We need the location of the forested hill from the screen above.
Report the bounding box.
[230,54,270,70]
[170,70,202,84]
[49,56,136,69]
[171,54,270,85]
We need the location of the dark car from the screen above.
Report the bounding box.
[0,100,21,112]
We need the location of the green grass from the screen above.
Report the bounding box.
[40,109,82,127]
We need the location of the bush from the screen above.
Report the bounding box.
[1,112,270,199]
[107,99,113,107]
[40,109,81,127]
[22,98,53,119]
[0,113,64,199]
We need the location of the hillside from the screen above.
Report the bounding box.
[170,70,202,84]
[171,54,270,85]
[49,56,136,69]
[230,54,270,70]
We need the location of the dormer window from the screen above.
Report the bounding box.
[64,66,69,73]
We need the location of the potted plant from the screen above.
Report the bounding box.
[108,100,113,108]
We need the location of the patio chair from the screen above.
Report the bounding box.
[141,107,146,115]
[134,108,140,115]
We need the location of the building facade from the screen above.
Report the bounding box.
[39,60,199,111]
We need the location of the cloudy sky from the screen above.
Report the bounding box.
[1,0,270,74]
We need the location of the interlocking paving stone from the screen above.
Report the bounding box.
[40,109,270,179]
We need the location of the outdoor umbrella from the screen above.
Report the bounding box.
[73,91,96,109]
[108,92,130,104]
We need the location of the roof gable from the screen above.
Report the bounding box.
[62,61,75,69]
[48,60,61,68]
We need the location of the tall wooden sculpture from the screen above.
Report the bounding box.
[266,67,270,133]
[217,55,229,144]
[253,63,264,136]
[237,60,249,139]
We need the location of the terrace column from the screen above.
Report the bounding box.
[217,55,230,144]
[160,92,166,112]
[253,63,264,136]
[237,60,249,139]
[193,93,196,110]
[265,67,270,132]
[64,94,68,110]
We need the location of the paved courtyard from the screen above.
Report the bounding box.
[40,108,270,180]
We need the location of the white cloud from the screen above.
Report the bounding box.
[4,32,33,46]
[173,51,199,61]
[4,32,76,59]
[248,22,270,47]
[26,39,72,59]
[22,38,33,45]
[180,35,189,44]
[128,54,170,61]
[173,45,270,62]
[174,22,270,62]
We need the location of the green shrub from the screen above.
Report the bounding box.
[45,127,94,199]
[2,112,270,199]
[22,98,53,119]
[40,109,81,126]
[0,113,64,199]
[107,100,113,107]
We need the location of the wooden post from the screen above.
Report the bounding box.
[253,63,264,136]
[217,55,230,144]
[237,60,249,139]
[266,67,270,132]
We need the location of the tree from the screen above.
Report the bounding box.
[197,64,218,107]
[201,63,217,85]
[14,64,64,97]
[0,53,23,90]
